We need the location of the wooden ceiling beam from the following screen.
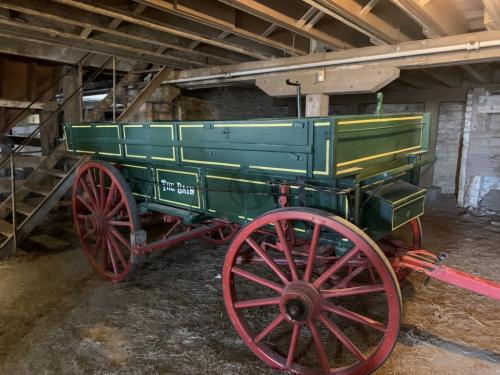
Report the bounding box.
[217,0,356,50]
[80,3,147,39]
[302,0,412,45]
[0,0,237,65]
[483,0,500,31]
[461,64,490,84]
[0,22,195,69]
[52,0,273,60]
[421,67,462,87]
[390,0,467,38]
[164,31,500,87]
[135,0,308,56]
[0,36,136,70]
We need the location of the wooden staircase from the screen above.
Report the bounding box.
[0,144,88,257]
[0,64,170,257]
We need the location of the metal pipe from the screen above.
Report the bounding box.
[112,56,116,122]
[165,39,500,84]
[10,154,16,251]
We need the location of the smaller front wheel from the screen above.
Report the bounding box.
[72,161,141,282]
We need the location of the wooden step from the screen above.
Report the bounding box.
[39,168,67,178]
[15,201,36,216]
[0,219,13,237]
[3,198,36,216]
[21,183,53,196]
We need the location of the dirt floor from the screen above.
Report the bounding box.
[0,196,498,375]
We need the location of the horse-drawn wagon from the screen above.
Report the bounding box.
[64,109,499,374]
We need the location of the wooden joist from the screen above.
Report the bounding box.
[217,0,356,50]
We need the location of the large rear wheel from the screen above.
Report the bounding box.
[72,161,140,282]
[223,208,401,374]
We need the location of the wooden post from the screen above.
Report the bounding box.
[40,102,59,155]
[305,94,329,117]
[62,64,82,124]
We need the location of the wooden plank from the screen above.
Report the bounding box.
[52,0,273,60]
[0,0,237,65]
[305,94,329,116]
[137,0,307,56]
[256,66,400,96]
[0,100,46,109]
[218,0,355,50]
[390,0,467,38]
[302,0,412,44]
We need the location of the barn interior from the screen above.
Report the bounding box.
[0,1,499,374]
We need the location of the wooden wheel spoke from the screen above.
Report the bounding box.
[105,236,119,274]
[275,220,298,281]
[323,302,386,332]
[308,320,331,374]
[78,177,97,210]
[304,223,321,282]
[76,193,95,213]
[246,237,289,284]
[82,229,96,240]
[286,324,301,368]
[107,233,128,269]
[99,169,105,211]
[313,247,361,288]
[109,220,132,227]
[231,266,284,293]
[86,169,100,209]
[107,200,125,219]
[321,284,386,298]
[110,227,131,249]
[234,296,281,309]
[254,314,285,344]
[104,183,117,214]
[332,262,369,289]
[319,314,366,362]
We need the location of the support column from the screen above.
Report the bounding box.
[40,101,59,155]
[305,94,329,117]
[62,64,82,124]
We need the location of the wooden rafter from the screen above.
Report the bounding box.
[217,0,356,50]
[52,0,274,60]
[302,0,412,45]
[483,0,500,31]
[390,0,467,38]
[0,0,238,65]
[134,0,308,56]
[0,18,202,69]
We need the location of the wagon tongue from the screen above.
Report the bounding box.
[397,249,500,301]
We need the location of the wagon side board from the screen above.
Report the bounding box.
[64,113,430,231]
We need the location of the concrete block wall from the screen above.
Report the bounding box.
[432,102,466,194]
[458,89,500,212]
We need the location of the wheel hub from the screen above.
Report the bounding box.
[92,212,108,236]
[280,281,321,324]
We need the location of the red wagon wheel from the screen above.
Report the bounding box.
[202,221,240,245]
[223,208,401,375]
[72,161,141,282]
[377,218,422,281]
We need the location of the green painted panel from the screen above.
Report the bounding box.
[155,166,202,210]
